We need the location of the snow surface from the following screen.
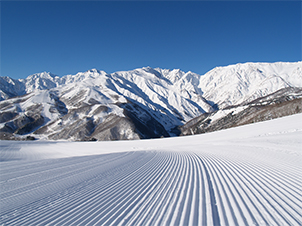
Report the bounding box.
[0,113,301,225]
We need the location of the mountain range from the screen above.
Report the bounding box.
[0,61,301,141]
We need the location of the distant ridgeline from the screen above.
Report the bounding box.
[0,61,301,141]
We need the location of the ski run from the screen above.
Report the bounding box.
[0,113,301,225]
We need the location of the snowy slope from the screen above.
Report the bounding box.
[0,61,301,140]
[198,62,302,108]
[180,87,302,136]
[0,113,301,225]
[0,76,26,100]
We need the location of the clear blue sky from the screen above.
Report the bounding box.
[1,1,301,79]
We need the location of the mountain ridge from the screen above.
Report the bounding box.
[0,61,301,141]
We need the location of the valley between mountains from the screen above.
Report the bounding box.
[0,61,301,141]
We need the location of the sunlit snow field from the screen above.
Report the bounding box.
[1,114,301,225]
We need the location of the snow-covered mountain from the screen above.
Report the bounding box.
[198,62,302,108]
[0,61,301,141]
[180,87,302,136]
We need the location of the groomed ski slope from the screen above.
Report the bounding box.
[1,114,301,225]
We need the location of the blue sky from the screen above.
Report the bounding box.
[1,1,301,79]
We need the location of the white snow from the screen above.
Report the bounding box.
[1,62,301,136]
[1,113,301,225]
[207,105,249,123]
[198,61,302,108]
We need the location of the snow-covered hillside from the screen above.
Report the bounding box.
[180,87,302,136]
[198,62,302,108]
[1,113,301,225]
[0,61,301,140]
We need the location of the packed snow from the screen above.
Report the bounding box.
[0,113,301,225]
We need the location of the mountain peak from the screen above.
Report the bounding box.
[86,68,104,74]
[26,71,57,80]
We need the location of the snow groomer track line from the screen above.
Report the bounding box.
[1,114,302,225]
[1,154,301,225]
